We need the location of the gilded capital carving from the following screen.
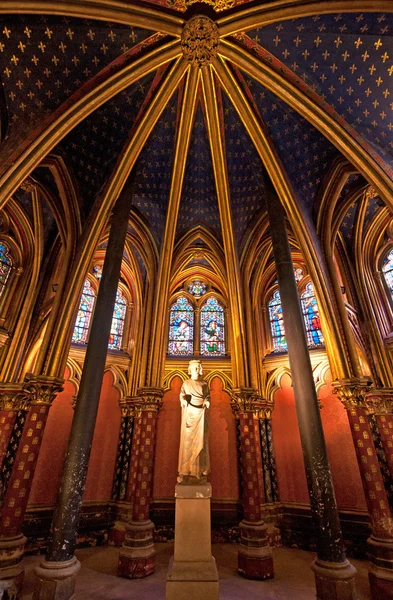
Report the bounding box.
[366,388,393,416]
[181,16,219,68]
[169,0,234,12]
[332,377,372,410]
[364,185,378,202]
[20,178,35,194]
[231,388,270,417]
[134,387,163,414]
[0,383,30,412]
[23,374,64,406]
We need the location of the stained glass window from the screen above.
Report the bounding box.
[301,282,324,347]
[188,280,207,298]
[268,290,287,352]
[383,249,393,297]
[0,242,13,298]
[109,288,127,350]
[168,296,194,355]
[72,279,96,344]
[200,297,225,356]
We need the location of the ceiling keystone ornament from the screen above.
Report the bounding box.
[181,16,219,68]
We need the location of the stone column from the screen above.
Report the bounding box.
[118,388,162,579]
[334,380,393,599]
[34,181,135,600]
[231,389,273,580]
[0,384,29,471]
[0,375,62,594]
[266,188,357,599]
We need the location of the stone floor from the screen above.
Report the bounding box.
[21,543,371,599]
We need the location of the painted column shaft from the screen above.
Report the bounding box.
[47,183,134,562]
[0,404,50,537]
[239,412,262,522]
[266,190,345,564]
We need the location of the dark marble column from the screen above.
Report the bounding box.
[118,388,162,579]
[231,390,273,580]
[266,190,357,600]
[33,183,135,600]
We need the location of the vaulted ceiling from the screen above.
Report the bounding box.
[0,2,392,267]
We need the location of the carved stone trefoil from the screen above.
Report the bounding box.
[181,16,219,68]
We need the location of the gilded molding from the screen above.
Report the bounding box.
[0,1,184,36]
[217,1,393,37]
[332,377,372,410]
[23,373,64,406]
[133,387,164,414]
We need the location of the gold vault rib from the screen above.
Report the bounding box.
[0,0,184,36]
[0,40,182,213]
[147,65,200,388]
[201,64,249,389]
[46,57,189,377]
[213,53,359,380]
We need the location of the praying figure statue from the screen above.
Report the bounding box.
[177,360,211,484]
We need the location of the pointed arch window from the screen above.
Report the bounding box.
[109,288,127,350]
[200,297,225,356]
[72,279,96,344]
[0,241,13,298]
[268,290,287,352]
[168,296,194,356]
[382,248,393,297]
[300,282,324,347]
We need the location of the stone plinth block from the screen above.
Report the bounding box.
[0,534,27,596]
[166,483,219,600]
[311,558,357,600]
[368,536,393,600]
[33,556,81,600]
[118,520,155,579]
[238,520,273,580]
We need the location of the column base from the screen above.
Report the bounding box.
[311,557,357,600]
[33,556,81,600]
[237,520,273,580]
[368,536,393,600]
[118,520,155,579]
[0,534,27,596]
[166,556,219,600]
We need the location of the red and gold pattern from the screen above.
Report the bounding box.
[346,406,393,539]
[0,403,50,537]
[239,412,263,522]
[0,383,30,470]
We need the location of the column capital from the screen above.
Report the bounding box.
[332,377,372,409]
[23,374,64,406]
[134,387,163,413]
[231,388,270,417]
[0,383,30,411]
[119,396,138,417]
[366,388,393,415]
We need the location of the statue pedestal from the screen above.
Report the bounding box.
[166,483,219,600]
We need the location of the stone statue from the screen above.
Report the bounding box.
[177,360,210,484]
